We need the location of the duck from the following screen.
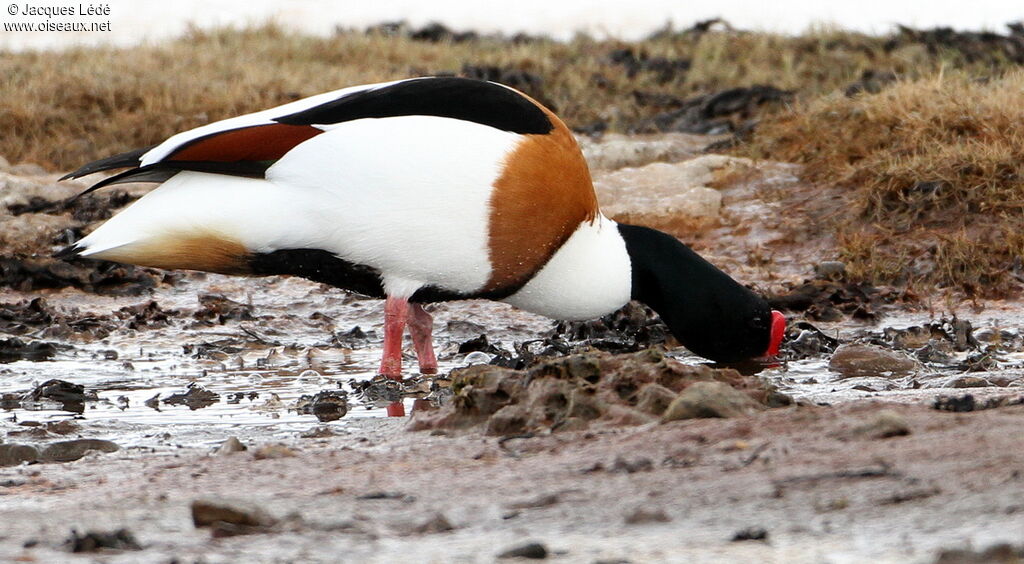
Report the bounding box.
[58,76,785,380]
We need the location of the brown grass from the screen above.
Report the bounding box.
[0,24,1005,172]
[4,24,1024,295]
[744,71,1024,295]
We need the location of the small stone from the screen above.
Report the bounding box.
[580,132,707,170]
[593,156,752,234]
[163,384,219,410]
[498,541,549,559]
[507,493,560,510]
[623,507,671,524]
[252,443,296,459]
[609,456,654,474]
[411,512,456,534]
[216,436,247,455]
[295,390,348,422]
[731,527,768,541]
[40,439,119,463]
[947,376,992,388]
[814,261,847,280]
[0,444,40,466]
[829,344,917,378]
[191,499,276,529]
[635,383,677,416]
[662,381,764,421]
[64,528,141,552]
[852,410,911,439]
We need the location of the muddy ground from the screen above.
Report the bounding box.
[2,137,1024,562]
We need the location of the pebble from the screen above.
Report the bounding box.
[0,444,40,466]
[252,443,297,459]
[731,527,769,541]
[191,498,277,529]
[411,512,456,534]
[623,507,671,524]
[852,410,911,439]
[593,156,753,233]
[295,390,348,422]
[64,528,141,552]
[580,133,707,170]
[498,541,549,559]
[829,344,918,378]
[814,261,847,280]
[635,383,678,416]
[662,381,764,421]
[40,439,119,463]
[947,376,992,388]
[216,436,247,455]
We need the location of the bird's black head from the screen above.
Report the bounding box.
[617,224,784,363]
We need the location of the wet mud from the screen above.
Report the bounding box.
[3,138,1024,561]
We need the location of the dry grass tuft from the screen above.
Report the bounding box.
[745,71,1024,295]
[4,24,1024,295]
[0,24,1009,172]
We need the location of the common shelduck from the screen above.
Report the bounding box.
[59,77,785,380]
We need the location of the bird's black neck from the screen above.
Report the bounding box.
[617,224,772,363]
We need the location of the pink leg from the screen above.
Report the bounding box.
[386,402,406,417]
[379,295,408,380]
[407,303,438,375]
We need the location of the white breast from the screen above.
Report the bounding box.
[503,216,632,320]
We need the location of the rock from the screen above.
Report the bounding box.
[814,261,847,280]
[579,133,708,170]
[193,293,256,324]
[593,155,754,235]
[295,390,348,422]
[411,349,775,433]
[0,338,58,362]
[252,443,296,460]
[829,344,918,378]
[609,456,654,474]
[623,507,671,524]
[934,543,1024,564]
[216,436,247,455]
[191,499,277,529]
[45,420,80,435]
[162,384,219,410]
[498,541,549,559]
[635,383,677,416]
[411,512,456,534]
[852,410,911,439]
[64,528,141,552]
[662,381,764,421]
[0,444,40,466]
[507,493,561,510]
[731,527,769,541]
[40,439,119,463]
[947,376,992,388]
[933,394,1024,412]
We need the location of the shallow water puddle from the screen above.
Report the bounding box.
[0,274,555,449]
[3,274,1024,451]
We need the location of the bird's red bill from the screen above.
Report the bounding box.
[765,310,786,357]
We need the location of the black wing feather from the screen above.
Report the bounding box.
[275,77,553,135]
[59,145,155,181]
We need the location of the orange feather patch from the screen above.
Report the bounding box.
[168,123,322,162]
[485,106,598,293]
[94,232,251,275]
